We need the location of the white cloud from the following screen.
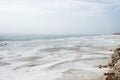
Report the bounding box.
[0,0,119,34]
[0,0,109,15]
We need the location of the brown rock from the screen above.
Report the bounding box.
[103,46,120,80]
[108,47,120,67]
[114,60,120,71]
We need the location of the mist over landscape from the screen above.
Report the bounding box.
[0,0,120,80]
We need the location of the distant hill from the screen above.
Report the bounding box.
[113,32,120,35]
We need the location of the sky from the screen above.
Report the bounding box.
[0,0,120,35]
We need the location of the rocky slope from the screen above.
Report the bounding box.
[99,46,120,80]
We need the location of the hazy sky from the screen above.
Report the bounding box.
[0,0,120,35]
